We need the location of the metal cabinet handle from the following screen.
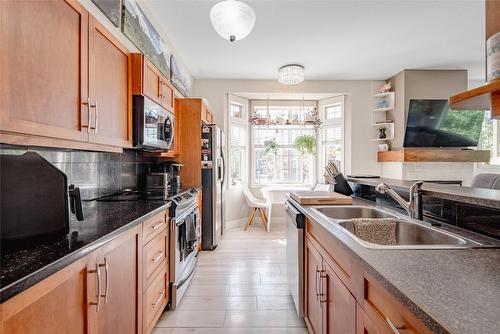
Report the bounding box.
[89,263,101,312]
[386,317,404,334]
[151,221,165,231]
[152,290,165,308]
[82,98,92,133]
[98,258,109,303]
[94,99,99,134]
[319,272,327,304]
[152,251,164,263]
[315,265,320,300]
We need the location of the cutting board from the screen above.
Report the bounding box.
[290,191,353,205]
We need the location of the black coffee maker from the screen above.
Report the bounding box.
[166,161,183,193]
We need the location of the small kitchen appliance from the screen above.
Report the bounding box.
[0,152,83,242]
[133,95,175,150]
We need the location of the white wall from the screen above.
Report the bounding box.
[194,79,384,221]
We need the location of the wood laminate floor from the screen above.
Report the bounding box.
[154,220,307,333]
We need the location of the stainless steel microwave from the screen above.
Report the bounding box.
[133,95,175,150]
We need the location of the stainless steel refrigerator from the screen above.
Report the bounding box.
[201,124,224,250]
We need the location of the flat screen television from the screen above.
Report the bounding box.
[403,99,485,148]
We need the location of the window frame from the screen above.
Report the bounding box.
[227,96,249,188]
[249,100,319,187]
[318,97,345,180]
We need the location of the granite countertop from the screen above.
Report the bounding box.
[292,197,500,334]
[347,177,500,209]
[0,199,170,303]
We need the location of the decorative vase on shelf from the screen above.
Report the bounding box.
[378,127,387,139]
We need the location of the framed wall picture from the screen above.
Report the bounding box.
[171,55,192,97]
[122,0,171,77]
[91,0,121,27]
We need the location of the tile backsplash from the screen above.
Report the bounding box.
[0,144,155,200]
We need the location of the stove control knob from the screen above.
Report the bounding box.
[174,197,182,202]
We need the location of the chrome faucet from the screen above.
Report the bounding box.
[376,181,424,220]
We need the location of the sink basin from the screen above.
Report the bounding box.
[312,206,482,249]
[314,206,396,220]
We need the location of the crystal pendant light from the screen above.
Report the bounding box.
[210,0,256,42]
[278,65,305,85]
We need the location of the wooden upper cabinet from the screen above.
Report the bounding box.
[0,0,89,142]
[88,16,132,148]
[0,254,97,334]
[96,226,142,334]
[131,54,173,111]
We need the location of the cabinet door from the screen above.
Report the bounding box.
[96,226,141,334]
[356,305,385,334]
[0,0,89,142]
[159,79,174,111]
[1,254,97,334]
[305,239,323,334]
[143,58,162,105]
[322,261,356,334]
[88,16,132,148]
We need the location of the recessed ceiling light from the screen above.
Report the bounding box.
[278,65,305,85]
[210,0,256,42]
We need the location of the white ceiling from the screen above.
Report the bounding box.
[145,0,485,81]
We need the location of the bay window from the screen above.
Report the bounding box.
[250,102,318,185]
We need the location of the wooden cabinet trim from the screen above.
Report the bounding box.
[306,219,352,286]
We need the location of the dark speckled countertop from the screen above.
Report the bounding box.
[292,197,500,334]
[347,177,500,209]
[0,199,170,303]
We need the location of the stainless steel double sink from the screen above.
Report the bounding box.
[312,206,483,249]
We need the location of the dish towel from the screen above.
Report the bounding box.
[185,214,198,249]
[352,218,397,245]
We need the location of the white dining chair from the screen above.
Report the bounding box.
[242,186,269,231]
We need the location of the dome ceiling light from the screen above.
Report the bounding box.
[210,0,256,42]
[278,65,305,85]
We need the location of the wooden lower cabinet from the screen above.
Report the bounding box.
[0,254,97,334]
[0,219,172,334]
[305,218,432,334]
[305,238,323,334]
[95,226,142,334]
[356,306,384,334]
[305,237,356,334]
[322,261,356,334]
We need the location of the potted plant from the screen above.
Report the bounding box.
[294,134,316,155]
[264,138,278,155]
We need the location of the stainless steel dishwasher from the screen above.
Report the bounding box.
[285,199,305,318]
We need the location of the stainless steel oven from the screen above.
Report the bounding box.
[285,199,305,318]
[133,95,175,150]
[169,189,200,309]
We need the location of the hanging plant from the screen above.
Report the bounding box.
[294,134,316,155]
[264,138,278,155]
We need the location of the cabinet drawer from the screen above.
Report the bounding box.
[361,275,430,334]
[144,263,168,333]
[143,211,168,244]
[143,228,167,282]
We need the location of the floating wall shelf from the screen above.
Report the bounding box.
[377,149,491,162]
